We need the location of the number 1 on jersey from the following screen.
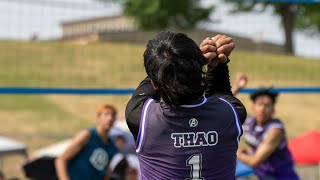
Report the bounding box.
[186,154,203,180]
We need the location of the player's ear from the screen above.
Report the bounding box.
[151,80,158,90]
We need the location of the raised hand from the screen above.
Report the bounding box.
[200,34,235,66]
[235,73,248,89]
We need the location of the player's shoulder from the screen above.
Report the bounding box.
[143,98,157,106]
[265,118,285,134]
[244,115,255,126]
[206,96,235,109]
[269,118,285,127]
[205,96,240,121]
[70,129,91,147]
[271,118,283,123]
[206,95,225,104]
[77,129,91,138]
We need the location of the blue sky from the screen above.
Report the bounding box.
[0,0,319,58]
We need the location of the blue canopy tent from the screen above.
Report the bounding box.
[236,160,254,178]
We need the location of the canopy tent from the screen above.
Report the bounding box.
[33,127,135,158]
[0,136,27,169]
[288,130,320,179]
[0,136,27,157]
[288,130,320,165]
[236,160,254,178]
[33,139,70,158]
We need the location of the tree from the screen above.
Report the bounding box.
[97,0,213,30]
[224,0,320,55]
[295,4,320,32]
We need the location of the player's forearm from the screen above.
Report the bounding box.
[55,158,70,180]
[205,60,247,124]
[246,128,284,168]
[238,153,261,168]
[205,60,232,96]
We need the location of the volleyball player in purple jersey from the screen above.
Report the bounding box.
[125,32,247,179]
[233,79,299,180]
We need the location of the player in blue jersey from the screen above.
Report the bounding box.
[55,104,118,180]
[233,77,299,180]
[126,32,247,179]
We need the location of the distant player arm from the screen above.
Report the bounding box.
[205,62,247,124]
[55,130,90,180]
[104,166,111,180]
[125,77,159,141]
[237,128,284,168]
[232,73,248,96]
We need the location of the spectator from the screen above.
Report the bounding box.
[55,104,118,180]
[110,135,139,180]
[114,135,127,153]
[125,167,138,180]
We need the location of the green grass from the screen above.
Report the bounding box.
[0,40,319,179]
[0,41,145,88]
[0,95,87,134]
[0,41,319,88]
[229,51,320,86]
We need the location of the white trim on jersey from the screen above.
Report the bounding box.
[219,98,242,143]
[136,99,153,153]
[180,96,208,108]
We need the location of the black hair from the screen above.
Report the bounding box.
[144,31,207,106]
[250,88,279,105]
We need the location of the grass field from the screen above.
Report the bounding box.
[0,40,319,179]
[0,41,319,87]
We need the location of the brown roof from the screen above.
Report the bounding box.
[61,15,126,26]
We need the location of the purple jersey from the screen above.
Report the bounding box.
[135,97,242,180]
[243,116,299,180]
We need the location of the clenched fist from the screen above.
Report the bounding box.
[200,34,235,67]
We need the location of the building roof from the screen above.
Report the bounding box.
[61,15,127,26]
